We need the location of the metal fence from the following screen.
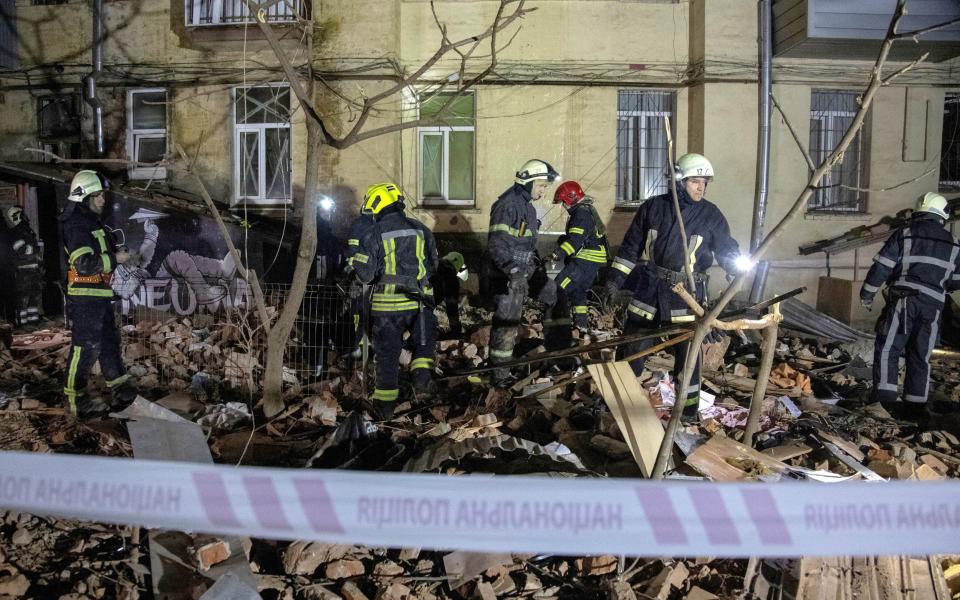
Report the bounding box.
[117,281,353,391]
[184,0,307,26]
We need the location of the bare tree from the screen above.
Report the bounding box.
[228,0,535,416]
[652,0,950,478]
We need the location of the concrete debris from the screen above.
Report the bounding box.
[2,294,960,599]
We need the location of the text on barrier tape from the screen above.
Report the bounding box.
[1,451,960,557]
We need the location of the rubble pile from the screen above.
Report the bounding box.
[1,300,960,599]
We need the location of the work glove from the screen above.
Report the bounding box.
[704,328,726,344]
[860,295,873,311]
[537,279,558,306]
[547,250,563,264]
[604,280,621,301]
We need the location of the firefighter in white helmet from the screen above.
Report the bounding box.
[860,192,960,424]
[60,170,136,418]
[486,159,560,384]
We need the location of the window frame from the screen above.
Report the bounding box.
[232,83,292,206]
[616,89,676,208]
[185,0,305,27]
[940,91,960,192]
[126,88,168,181]
[808,89,869,214]
[417,91,476,207]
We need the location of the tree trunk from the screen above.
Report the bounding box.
[262,120,323,416]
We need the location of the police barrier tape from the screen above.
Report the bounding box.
[1,451,960,557]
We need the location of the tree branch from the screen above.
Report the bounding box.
[770,94,816,171]
[892,16,960,40]
[663,117,696,293]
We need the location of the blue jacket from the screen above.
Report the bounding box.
[861,213,960,307]
[488,183,539,277]
[609,185,739,323]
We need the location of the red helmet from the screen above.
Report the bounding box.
[553,180,585,207]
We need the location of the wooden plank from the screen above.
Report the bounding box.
[761,442,813,461]
[587,361,664,478]
[686,435,792,482]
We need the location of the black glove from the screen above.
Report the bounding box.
[860,295,873,311]
[537,279,558,306]
[704,328,726,344]
[604,280,621,300]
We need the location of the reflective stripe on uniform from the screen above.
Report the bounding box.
[560,277,571,289]
[92,229,108,252]
[903,256,954,270]
[627,302,655,320]
[612,257,635,275]
[687,235,704,274]
[490,348,513,359]
[862,282,880,293]
[372,388,399,401]
[490,223,534,237]
[569,227,585,235]
[875,255,896,268]
[411,358,434,371]
[67,287,114,298]
[12,240,24,251]
[561,241,576,255]
[381,229,420,240]
[106,374,130,388]
[65,346,82,413]
[671,314,696,322]
[572,305,588,314]
[348,239,360,246]
[575,249,607,263]
[353,253,369,264]
[69,246,94,265]
[893,280,945,303]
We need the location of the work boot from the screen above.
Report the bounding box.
[412,378,438,398]
[369,399,396,421]
[109,380,138,412]
[69,394,110,420]
[898,400,927,424]
[491,368,516,389]
[680,399,699,423]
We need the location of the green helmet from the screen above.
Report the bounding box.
[68,170,107,202]
[443,251,465,272]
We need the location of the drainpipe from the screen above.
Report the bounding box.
[749,0,772,303]
[85,0,104,156]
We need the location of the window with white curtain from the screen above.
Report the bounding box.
[616,90,675,207]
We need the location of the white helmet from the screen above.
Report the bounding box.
[515,159,560,185]
[68,169,107,202]
[675,153,714,181]
[3,206,22,228]
[917,192,949,220]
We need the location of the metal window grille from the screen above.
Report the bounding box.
[940,93,960,191]
[234,84,292,205]
[117,281,353,391]
[185,0,306,26]
[808,90,868,213]
[30,0,68,5]
[616,90,675,207]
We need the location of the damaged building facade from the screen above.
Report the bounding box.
[0,0,959,323]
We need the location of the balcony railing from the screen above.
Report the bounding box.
[185,0,306,27]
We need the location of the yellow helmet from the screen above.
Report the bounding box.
[362,182,404,215]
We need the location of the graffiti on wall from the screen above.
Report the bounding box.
[106,203,252,316]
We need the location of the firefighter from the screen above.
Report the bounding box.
[343,204,376,356]
[860,192,960,421]
[547,181,608,334]
[487,159,560,383]
[3,206,43,326]
[432,251,468,338]
[60,170,137,418]
[352,183,439,419]
[604,153,742,416]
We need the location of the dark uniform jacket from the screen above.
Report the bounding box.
[488,183,539,277]
[556,200,607,265]
[861,213,960,307]
[59,203,118,300]
[344,213,375,274]
[8,221,39,267]
[354,204,439,313]
[609,186,739,324]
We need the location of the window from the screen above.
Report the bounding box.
[37,94,80,160]
[127,89,168,180]
[940,92,960,191]
[185,0,306,27]
[808,90,868,213]
[30,0,69,5]
[616,90,675,207]
[234,84,291,205]
[418,92,475,206]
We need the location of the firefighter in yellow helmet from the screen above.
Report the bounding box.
[350,183,439,419]
[59,170,137,418]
